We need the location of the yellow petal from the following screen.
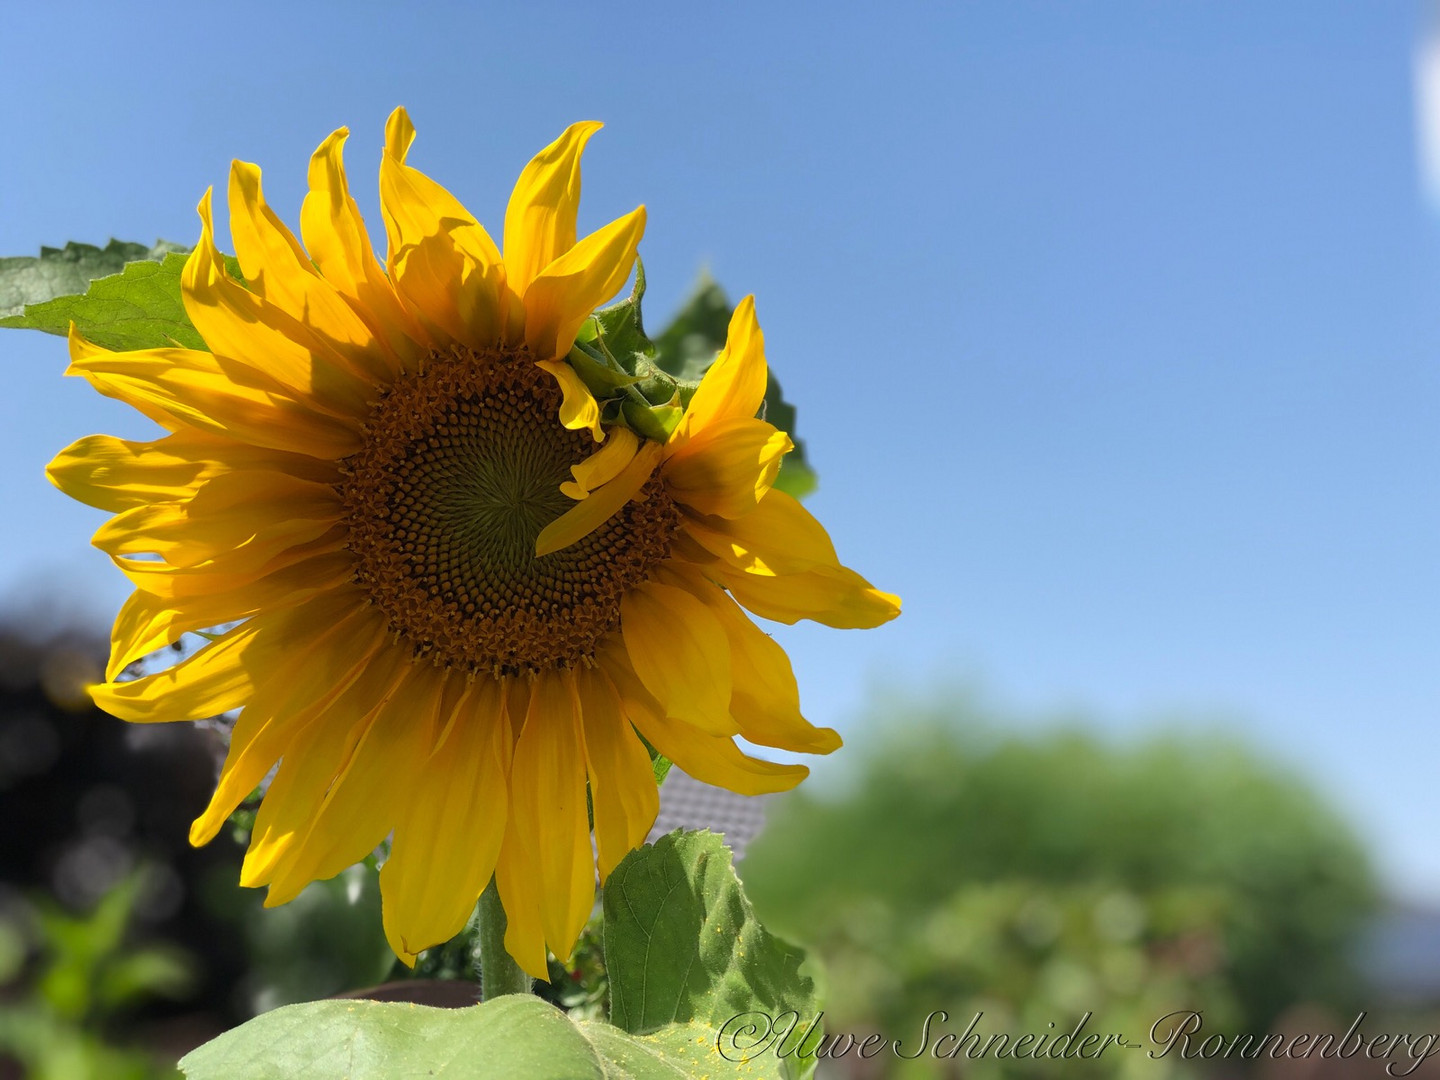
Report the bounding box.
[502,121,602,296]
[90,607,297,723]
[301,127,426,369]
[66,326,362,461]
[227,160,398,384]
[561,425,637,499]
[522,206,646,362]
[115,540,353,606]
[90,470,338,569]
[380,675,511,965]
[669,295,767,447]
[576,666,659,880]
[380,107,508,349]
[535,441,661,557]
[679,489,839,577]
[495,825,551,981]
[660,566,840,755]
[664,417,791,519]
[507,670,594,962]
[262,661,440,906]
[536,359,603,442]
[47,431,338,514]
[241,638,412,890]
[599,642,808,797]
[188,599,391,846]
[185,188,378,417]
[106,557,357,680]
[713,562,902,630]
[619,580,737,737]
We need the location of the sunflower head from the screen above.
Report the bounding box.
[47,108,900,978]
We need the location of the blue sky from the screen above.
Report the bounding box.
[2,2,1438,900]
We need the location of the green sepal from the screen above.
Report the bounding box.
[576,270,819,498]
[568,342,643,395]
[586,257,655,368]
[621,396,682,442]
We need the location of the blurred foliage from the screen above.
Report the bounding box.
[0,870,189,1080]
[0,618,398,1076]
[200,859,397,1016]
[742,698,1377,1076]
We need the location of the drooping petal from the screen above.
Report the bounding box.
[619,580,737,737]
[90,607,301,723]
[659,566,841,755]
[535,359,603,442]
[188,598,392,846]
[668,295,767,448]
[106,557,358,680]
[379,107,509,349]
[664,417,791,519]
[710,562,902,630]
[677,490,839,577]
[240,637,413,890]
[495,823,551,981]
[381,676,512,966]
[506,670,594,962]
[534,442,661,557]
[503,122,602,296]
[576,665,659,880]
[261,661,444,906]
[599,640,808,796]
[561,425,638,499]
[522,206,646,362]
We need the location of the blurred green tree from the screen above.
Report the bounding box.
[741,694,1376,1075]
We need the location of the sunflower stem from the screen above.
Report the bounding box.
[478,876,532,1000]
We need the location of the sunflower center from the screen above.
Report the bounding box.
[340,349,677,675]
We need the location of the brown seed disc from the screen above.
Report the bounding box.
[340,349,678,675]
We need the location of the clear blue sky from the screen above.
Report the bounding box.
[3,2,1437,900]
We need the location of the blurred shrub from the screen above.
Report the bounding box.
[0,869,190,1079]
[741,697,1376,1075]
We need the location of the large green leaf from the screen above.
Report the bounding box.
[178,994,779,1080]
[603,830,818,1037]
[0,239,185,318]
[0,249,205,351]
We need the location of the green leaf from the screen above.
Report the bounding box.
[651,277,818,498]
[179,995,779,1080]
[0,250,205,351]
[603,831,818,1037]
[0,239,186,318]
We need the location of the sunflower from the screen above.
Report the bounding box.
[46,108,900,978]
